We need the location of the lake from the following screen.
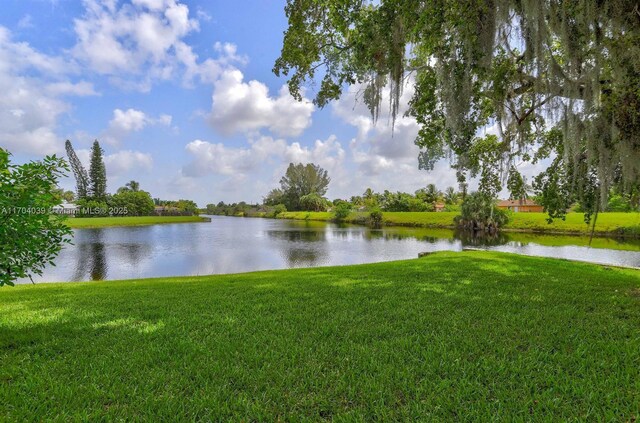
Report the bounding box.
[19,215,640,283]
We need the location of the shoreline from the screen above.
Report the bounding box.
[248,211,640,239]
[64,215,210,229]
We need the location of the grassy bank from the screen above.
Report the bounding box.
[278,211,640,237]
[65,215,209,229]
[1,251,639,420]
[381,226,640,251]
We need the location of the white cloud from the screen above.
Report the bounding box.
[110,108,148,132]
[71,0,242,90]
[0,26,91,155]
[182,135,344,180]
[103,108,172,144]
[208,69,314,137]
[73,0,198,75]
[331,78,460,196]
[104,150,153,176]
[45,81,99,97]
[0,27,71,76]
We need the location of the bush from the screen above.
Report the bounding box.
[110,191,154,216]
[333,202,352,221]
[272,204,287,217]
[606,194,631,212]
[300,193,329,211]
[75,199,109,217]
[368,209,384,228]
[455,192,509,231]
[444,204,461,213]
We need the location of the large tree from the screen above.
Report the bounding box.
[0,149,72,286]
[275,0,640,220]
[272,163,331,211]
[65,140,89,200]
[88,140,107,201]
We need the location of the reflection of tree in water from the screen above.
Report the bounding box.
[454,229,510,247]
[265,229,328,266]
[72,229,107,281]
[89,241,106,280]
[362,229,451,245]
[284,247,323,267]
[265,230,326,242]
[120,244,147,267]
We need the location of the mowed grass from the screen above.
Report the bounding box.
[65,215,209,228]
[278,211,640,236]
[506,212,640,235]
[1,251,640,420]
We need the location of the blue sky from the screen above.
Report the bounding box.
[0,0,465,205]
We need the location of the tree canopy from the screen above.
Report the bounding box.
[275,0,640,220]
[265,163,331,210]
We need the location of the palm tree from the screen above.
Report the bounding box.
[424,183,442,204]
[444,186,459,205]
[126,180,140,192]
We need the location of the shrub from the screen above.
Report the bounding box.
[368,209,384,228]
[300,193,329,211]
[110,191,154,216]
[272,204,287,217]
[75,199,109,217]
[606,194,632,212]
[455,192,509,231]
[333,202,352,221]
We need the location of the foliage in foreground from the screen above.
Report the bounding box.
[1,252,639,420]
[0,149,72,286]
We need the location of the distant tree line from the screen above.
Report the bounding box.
[205,201,266,217]
[65,140,198,217]
[204,161,640,231]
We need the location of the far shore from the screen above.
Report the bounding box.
[217,211,640,239]
[64,215,210,229]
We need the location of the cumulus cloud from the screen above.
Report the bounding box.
[0,26,95,155]
[110,108,148,132]
[73,0,197,73]
[103,108,172,144]
[74,148,153,177]
[104,150,153,176]
[208,69,314,137]
[71,0,243,90]
[182,135,344,180]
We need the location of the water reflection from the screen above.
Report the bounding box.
[454,229,511,247]
[265,225,328,266]
[265,229,326,242]
[72,230,108,281]
[17,216,640,284]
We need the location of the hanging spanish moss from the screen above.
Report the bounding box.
[275,0,640,217]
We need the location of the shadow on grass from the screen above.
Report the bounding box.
[1,252,639,420]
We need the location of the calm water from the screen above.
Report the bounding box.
[19,216,640,283]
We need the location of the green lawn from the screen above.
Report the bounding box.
[65,215,209,228]
[278,211,640,236]
[1,251,639,420]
